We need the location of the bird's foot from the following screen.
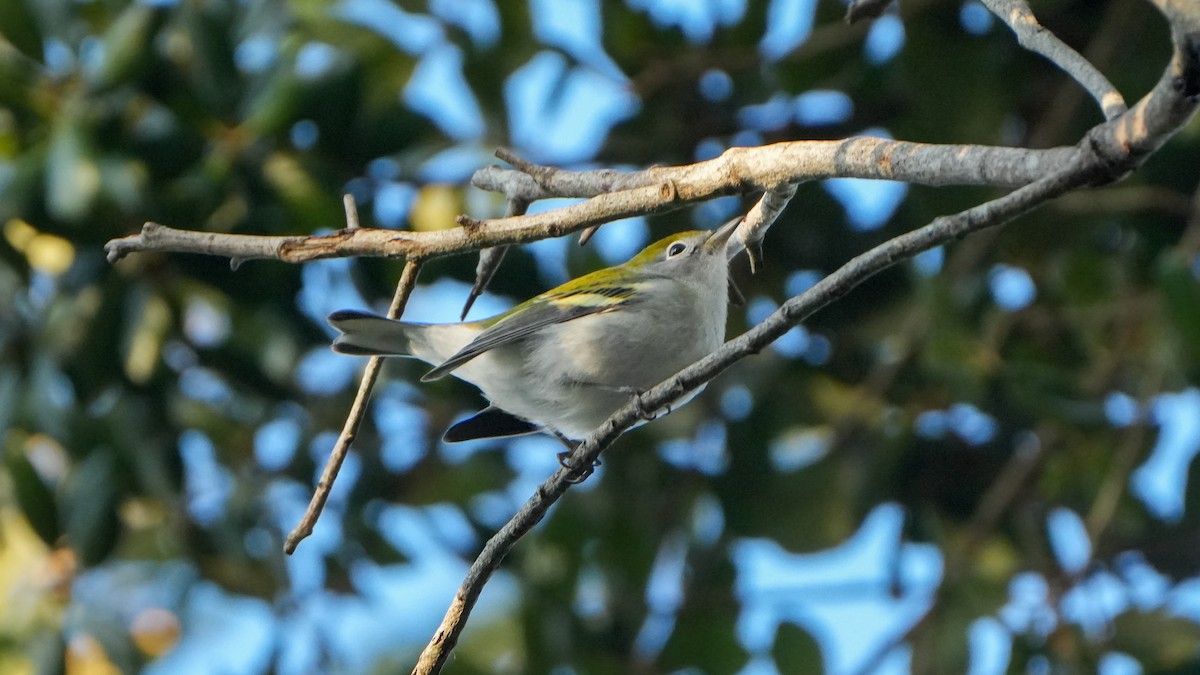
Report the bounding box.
[619,386,670,421]
[556,451,599,483]
[552,432,599,484]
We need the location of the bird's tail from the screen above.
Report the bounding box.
[327,309,415,356]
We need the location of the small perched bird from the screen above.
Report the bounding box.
[328,218,740,444]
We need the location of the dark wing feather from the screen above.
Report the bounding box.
[421,284,639,381]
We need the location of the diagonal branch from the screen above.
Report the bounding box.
[845,0,895,24]
[285,255,424,553]
[983,0,1128,120]
[736,181,799,273]
[460,197,529,320]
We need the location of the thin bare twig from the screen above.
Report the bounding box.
[1029,0,1137,148]
[737,181,799,273]
[845,0,895,24]
[285,255,424,553]
[1085,365,1162,542]
[460,247,507,320]
[1054,184,1195,219]
[983,0,1128,120]
[343,194,361,230]
[460,198,529,320]
[479,147,659,202]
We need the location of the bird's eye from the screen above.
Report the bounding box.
[666,242,687,257]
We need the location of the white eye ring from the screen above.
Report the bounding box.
[667,242,687,257]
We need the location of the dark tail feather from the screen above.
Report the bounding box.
[443,407,539,442]
[328,309,414,356]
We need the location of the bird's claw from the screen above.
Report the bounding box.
[557,450,600,483]
[747,240,765,274]
[621,387,670,421]
[552,431,599,483]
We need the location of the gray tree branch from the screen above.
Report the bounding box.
[737,181,799,273]
[460,197,528,320]
[105,139,1082,265]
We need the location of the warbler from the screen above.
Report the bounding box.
[328,217,740,443]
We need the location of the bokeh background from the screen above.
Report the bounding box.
[3,0,1200,673]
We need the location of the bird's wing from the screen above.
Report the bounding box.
[421,283,641,381]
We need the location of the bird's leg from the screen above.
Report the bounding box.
[576,380,669,422]
[551,430,598,483]
[727,275,746,307]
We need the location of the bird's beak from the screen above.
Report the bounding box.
[703,216,741,254]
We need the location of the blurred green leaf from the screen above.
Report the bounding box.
[44,101,100,223]
[86,4,165,92]
[0,0,43,62]
[0,365,17,435]
[61,448,119,566]
[772,622,823,672]
[1110,611,1200,671]
[1157,253,1200,367]
[5,445,61,546]
[171,0,242,118]
[659,585,747,672]
[239,65,302,138]
[0,39,45,115]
